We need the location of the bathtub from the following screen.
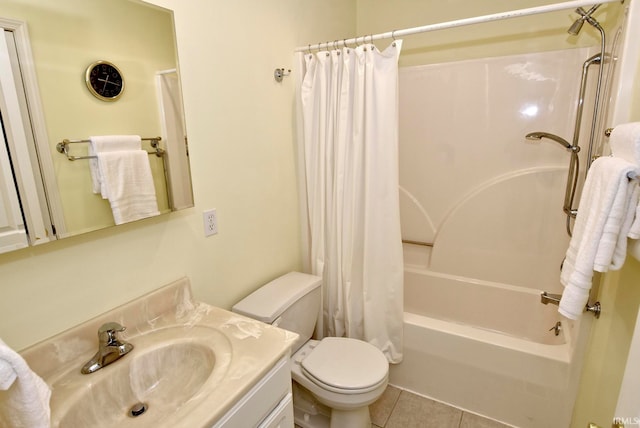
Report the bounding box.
[389,266,586,428]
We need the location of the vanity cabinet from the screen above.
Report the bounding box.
[212,356,294,428]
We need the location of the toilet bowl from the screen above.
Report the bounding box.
[232,272,389,428]
[291,339,388,427]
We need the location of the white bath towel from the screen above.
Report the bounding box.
[97,150,160,224]
[89,135,142,195]
[0,338,51,428]
[559,156,639,319]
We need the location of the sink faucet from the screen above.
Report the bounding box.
[81,322,133,374]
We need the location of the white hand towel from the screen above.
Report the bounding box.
[559,156,639,319]
[609,122,640,165]
[0,360,16,390]
[97,150,160,224]
[89,135,142,195]
[609,122,640,239]
[594,174,639,271]
[0,338,51,428]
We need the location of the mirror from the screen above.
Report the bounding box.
[0,0,193,249]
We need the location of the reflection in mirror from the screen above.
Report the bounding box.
[0,0,193,249]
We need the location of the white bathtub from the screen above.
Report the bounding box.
[389,267,583,428]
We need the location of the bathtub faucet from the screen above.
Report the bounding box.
[540,291,561,306]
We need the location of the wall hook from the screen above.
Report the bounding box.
[274,68,291,82]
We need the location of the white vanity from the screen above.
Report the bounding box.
[20,277,298,427]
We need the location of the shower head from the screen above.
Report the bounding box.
[567,16,585,35]
[567,5,601,35]
[525,132,578,152]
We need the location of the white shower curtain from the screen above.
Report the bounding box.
[295,41,404,363]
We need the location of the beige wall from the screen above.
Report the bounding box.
[0,0,355,351]
[571,260,640,427]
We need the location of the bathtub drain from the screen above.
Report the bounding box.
[128,402,148,418]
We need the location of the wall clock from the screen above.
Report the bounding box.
[85,60,125,101]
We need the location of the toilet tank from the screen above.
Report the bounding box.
[232,272,322,353]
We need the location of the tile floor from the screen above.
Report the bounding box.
[369,385,512,428]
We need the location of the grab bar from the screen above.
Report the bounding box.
[540,291,601,318]
[401,239,433,247]
[541,291,562,306]
[563,54,603,235]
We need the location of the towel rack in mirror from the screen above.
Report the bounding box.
[56,137,164,161]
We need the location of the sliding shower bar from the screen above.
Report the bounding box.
[295,0,620,52]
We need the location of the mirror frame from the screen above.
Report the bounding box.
[0,16,58,245]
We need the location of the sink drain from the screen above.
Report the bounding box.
[128,402,148,418]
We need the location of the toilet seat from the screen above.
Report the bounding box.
[300,337,388,394]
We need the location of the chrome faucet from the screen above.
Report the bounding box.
[81,322,133,374]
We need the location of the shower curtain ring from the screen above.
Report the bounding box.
[391,30,397,47]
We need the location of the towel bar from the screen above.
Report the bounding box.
[540,291,601,318]
[56,137,164,161]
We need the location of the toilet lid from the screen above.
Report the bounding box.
[301,337,388,393]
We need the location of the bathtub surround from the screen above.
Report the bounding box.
[295,42,404,363]
[391,47,600,427]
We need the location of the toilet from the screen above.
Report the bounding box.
[232,272,389,428]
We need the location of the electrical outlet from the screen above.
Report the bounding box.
[203,209,218,237]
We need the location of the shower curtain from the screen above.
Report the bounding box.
[295,41,404,363]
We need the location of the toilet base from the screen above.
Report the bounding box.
[294,406,330,428]
[329,406,371,428]
[293,406,371,428]
[292,381,372,428]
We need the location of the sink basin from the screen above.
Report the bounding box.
[19,277,297,428]
[50,326,231,427]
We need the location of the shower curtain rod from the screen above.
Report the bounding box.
[294,0,619,52]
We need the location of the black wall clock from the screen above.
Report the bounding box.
[85,60,125,101]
